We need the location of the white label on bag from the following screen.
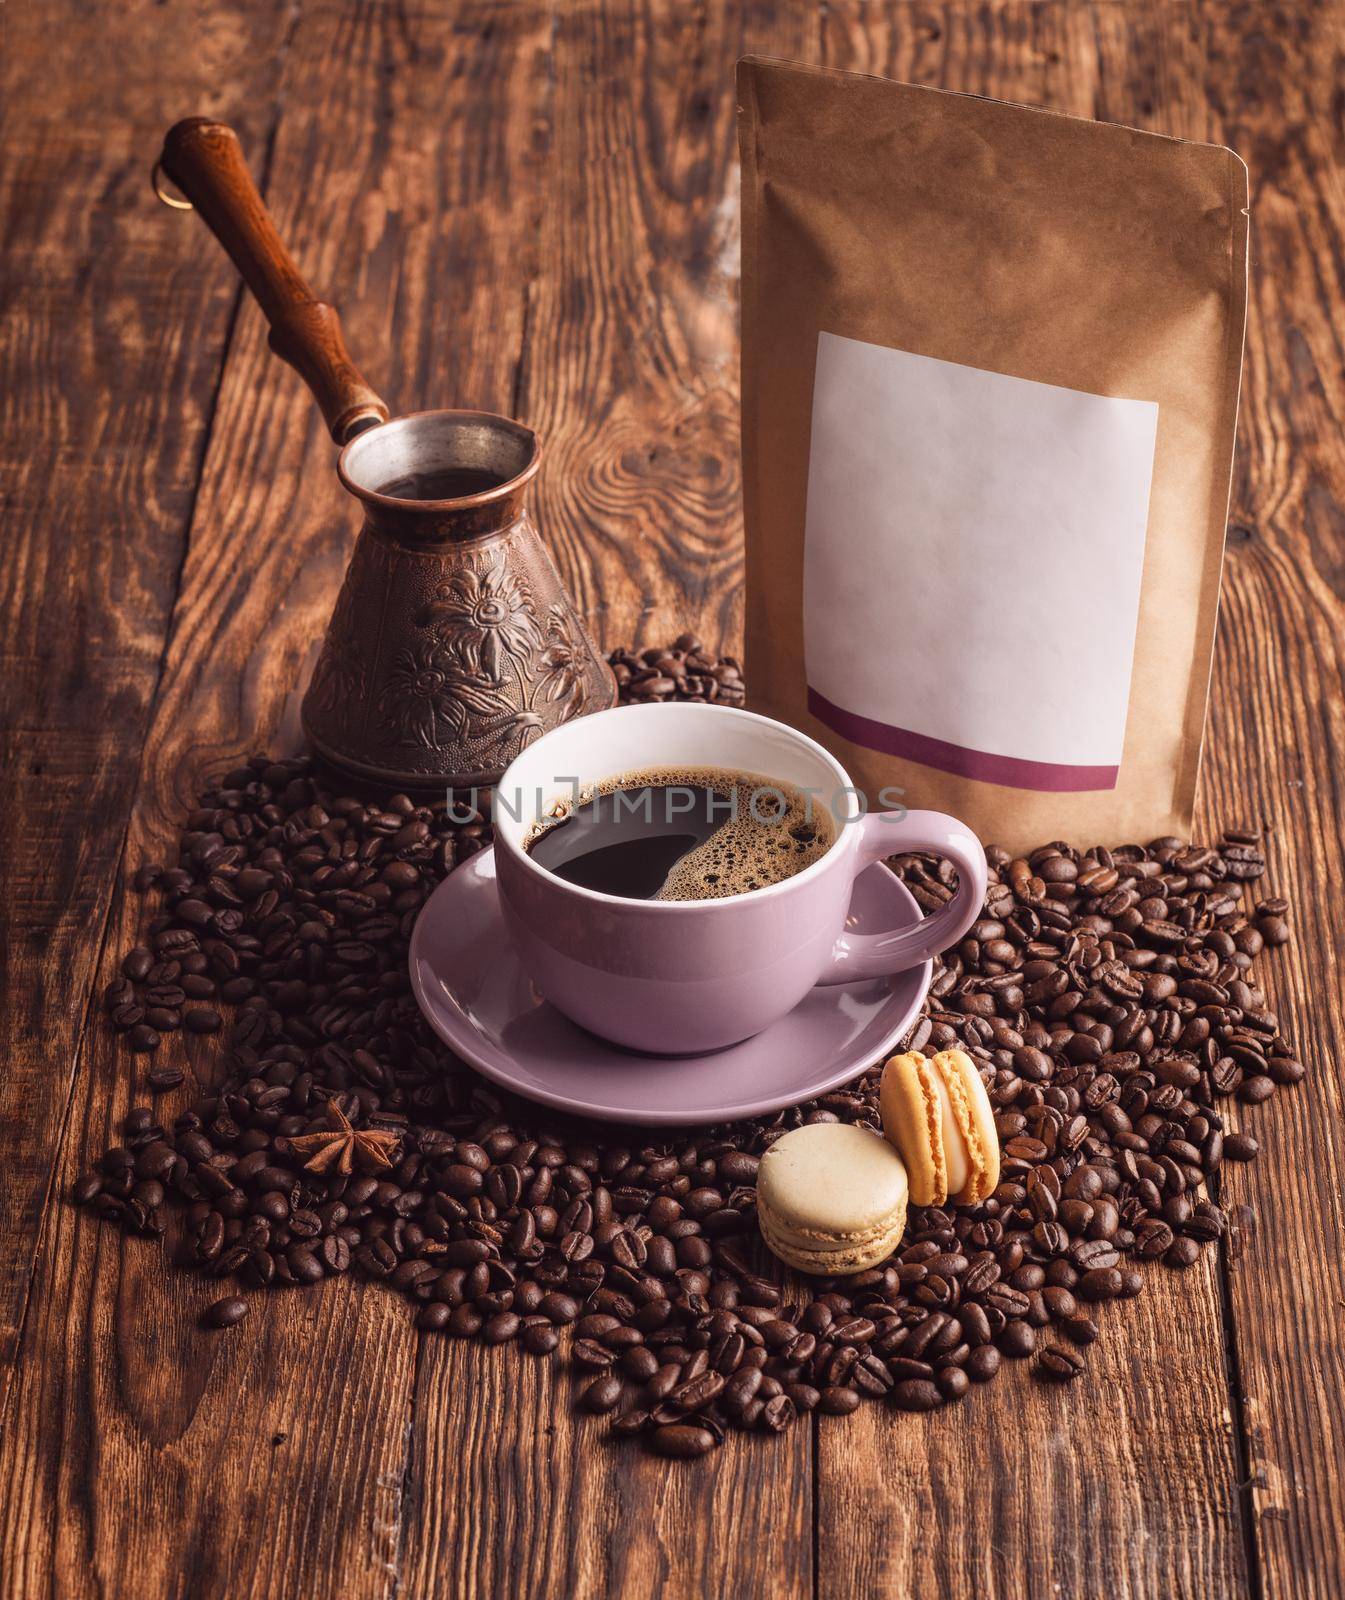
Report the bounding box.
[803,331,1158,792]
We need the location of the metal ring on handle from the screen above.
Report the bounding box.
[151,160,194,210]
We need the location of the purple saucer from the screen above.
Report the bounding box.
[408,846,931,1127]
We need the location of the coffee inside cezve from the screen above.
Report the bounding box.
[376,465,507,500]
[525,767,833,899]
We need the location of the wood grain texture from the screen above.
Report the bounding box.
[1,3,538,1594]
[517,0,785,653]
[0,0,293,1384]
[403,1341,812,1599]
[1,1,1343,1598]
[1195,5,1345,1596]
[819,1268,1249,1600]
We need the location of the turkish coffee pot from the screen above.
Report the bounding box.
[155,118,615,790]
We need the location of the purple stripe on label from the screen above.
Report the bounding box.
[806,688,1120,794]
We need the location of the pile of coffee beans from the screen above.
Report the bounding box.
[606,634,746,705]
[75,639,1300,1459]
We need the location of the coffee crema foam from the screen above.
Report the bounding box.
[527,766,835,901]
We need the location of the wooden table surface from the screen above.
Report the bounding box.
[2,2,1343,1596]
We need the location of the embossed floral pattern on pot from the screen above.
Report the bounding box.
[416,551,546,685]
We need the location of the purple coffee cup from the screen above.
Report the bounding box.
[489,702,987,1054]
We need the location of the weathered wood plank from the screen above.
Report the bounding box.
[819,1274,1247,1598]
[1196,3,1345,1594]
[516,0,758,653]
[0,0,294,1384]
[1,3,547,1596]
[815,6,1257,1597]
[405,1342,811,1599]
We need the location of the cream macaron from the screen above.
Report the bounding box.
[879,1048,1000,1207]
[756,1123,909,1276]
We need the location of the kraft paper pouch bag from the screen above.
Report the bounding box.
[736,58,1248,854]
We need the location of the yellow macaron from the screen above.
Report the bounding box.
[879,1048,1000,1207]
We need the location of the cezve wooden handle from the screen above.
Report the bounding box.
[158,118,389,445]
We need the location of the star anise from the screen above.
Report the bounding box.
[286,1101,401,1176]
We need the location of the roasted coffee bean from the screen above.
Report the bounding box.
[853,1354,894,1396]
[1040,1287,1077,1321]
[1070,1239,1121,1272]
[1077,1267,1124,1301]
[646,1424,716,1459]
[484,1312,521,1345]
[1135,1220,1174,1259]
[890,1379,943,1412]
[998,1320,1037,1358]
[203,1296,248,1329]
[669,1371,726,1413]
[1164,1236,1202,1269]
[723,1367,764,1412]
[623,1346,660,1382]
[580,1374,624,1414]
[135,1141,176,1181]
[539,1291,580,1325]
[449,1304,484,1338]
[937,1366,970,1401]
[966,1345,1001,1382]
[288,1247,324,1285]
[322,1235,352,1274]
[676,1347,710,1379]
[146,1065,186,1093]
[573,1339,616,1370]
[711,1331,747,1374]
[644,1364,681,1404]
[609,1407,651,1438]
[122,947,154,982]
[818,1386,860,1415]
[831,1316,876,1346]
[760,1393,796,1433]
[1224,1132,1259,1161]
[523,1322,560,1356]
[1038,1344,1086,1381]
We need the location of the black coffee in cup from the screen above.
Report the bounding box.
[524,767,834,901]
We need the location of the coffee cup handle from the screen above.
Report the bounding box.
[816,810,987,984]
